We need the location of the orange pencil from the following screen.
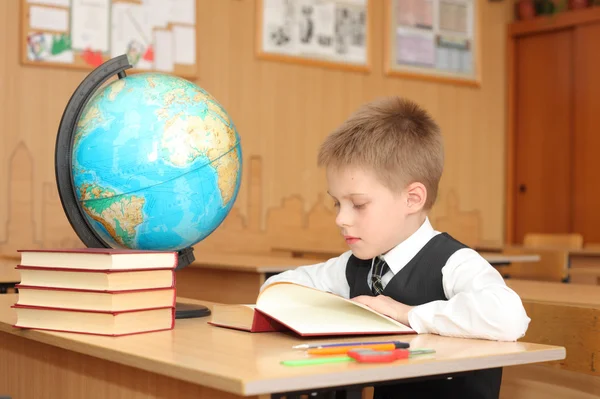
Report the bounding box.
[308,342,406,355]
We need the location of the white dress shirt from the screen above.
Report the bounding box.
[261,218,531,341]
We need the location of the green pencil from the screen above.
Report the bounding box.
[280,348,436,367]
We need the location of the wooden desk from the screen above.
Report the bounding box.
[274,246,540,266]
[176,252,540,303]
[175,252,323,303]
[487,280,600,398]
[481,253,540,266]
[0,294,565,399]
[569,267,600,285]
[504,246,600,269]
[568,248,600,268]
[506,279,600,306]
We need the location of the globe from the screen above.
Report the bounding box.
[69,72,242,253]
[54,55,240,318]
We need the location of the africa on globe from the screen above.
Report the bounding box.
[72,73,242,251]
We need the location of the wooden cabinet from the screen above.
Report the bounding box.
[507,8,600,245]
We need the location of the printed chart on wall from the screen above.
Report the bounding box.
[257,0,371,72]
[385,0,478,86]
[21,0,198,79]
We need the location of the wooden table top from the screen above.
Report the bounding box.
[0,295,565,396]
[507,279,600,307]
[1,249,542,280]
[500,246,600,257]
[188,251,540,274]
[481,253,540,264]
[188,251,321,273]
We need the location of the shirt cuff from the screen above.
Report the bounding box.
[407,305,429,334]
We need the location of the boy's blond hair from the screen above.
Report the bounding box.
[317,97,443,210]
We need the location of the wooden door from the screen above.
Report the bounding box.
[512,30,573,244]
[573,23,600,243]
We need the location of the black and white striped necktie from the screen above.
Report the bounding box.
[371,256,390,295]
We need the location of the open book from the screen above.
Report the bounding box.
[210,282,415,336]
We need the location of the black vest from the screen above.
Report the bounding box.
[346,233,503,399]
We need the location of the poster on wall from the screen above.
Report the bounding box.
[385,0,479,86]
[257,0,371,72]
[21,0,199,79]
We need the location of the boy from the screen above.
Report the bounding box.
[261,97,530,399]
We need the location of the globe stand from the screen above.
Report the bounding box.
[174,247,211,319]
[54,54,211,320]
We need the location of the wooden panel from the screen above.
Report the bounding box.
[500,365,600,399]
[569,267,600,285]
[0,0,514,269]
[519,300,600,376]
[572,23,600,244]
[513,29,573,243]
[0,332,251,399]
[175,267,263,304]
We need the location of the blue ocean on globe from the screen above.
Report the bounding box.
[72,73,242,251]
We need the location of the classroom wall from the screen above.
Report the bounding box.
[0,0,514,262]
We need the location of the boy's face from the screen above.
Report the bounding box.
[326,166,416,260]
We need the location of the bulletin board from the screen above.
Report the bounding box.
[256,0,372,73]
[384,0,480,87]
[21,0,198,79]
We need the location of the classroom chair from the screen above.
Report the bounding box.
[501,248,570,283]
[523,233,583,250]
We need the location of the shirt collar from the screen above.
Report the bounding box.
[380,217,438,274]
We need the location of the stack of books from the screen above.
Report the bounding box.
[12,248,177,336]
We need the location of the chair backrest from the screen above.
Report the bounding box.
[502,247,569,283]
[584,243,600,250]
[523,233,583,250]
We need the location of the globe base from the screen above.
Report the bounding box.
[175,302,211,319]
[177,247,195,270]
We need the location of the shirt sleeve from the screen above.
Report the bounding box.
[259,251,353,298]
[407,248,531,341]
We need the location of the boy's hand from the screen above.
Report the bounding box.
[351,295,414,326]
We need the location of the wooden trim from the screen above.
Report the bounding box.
[383,0,392,79]
[569,27,577,234]
[505,24,516,245]
[384,69,481,87]
[509,6,600,37]
[254,0,372,73]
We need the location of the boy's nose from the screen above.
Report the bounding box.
[335,208,351,228]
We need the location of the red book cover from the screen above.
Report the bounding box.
[15,285,176,295]
[18,248,176,254]
[208,308,288,333]
[16,265,177,273]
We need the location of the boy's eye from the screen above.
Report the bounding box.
[353,203,366,210]
[333,201,340,208]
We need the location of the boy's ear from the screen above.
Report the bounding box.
[405,182,427,211]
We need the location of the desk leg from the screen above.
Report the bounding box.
[335,388,362,399]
